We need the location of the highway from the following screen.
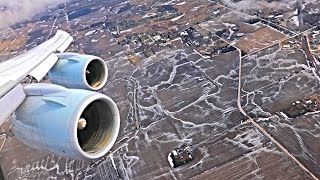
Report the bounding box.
[236,48,319,180]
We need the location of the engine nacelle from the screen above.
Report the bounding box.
[48,53,108,90]
[11,84,120,160]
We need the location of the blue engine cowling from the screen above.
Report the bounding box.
[48,53,108,91]
[11,83,120,160]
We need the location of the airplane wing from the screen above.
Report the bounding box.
[0,30,73,126]
[0,30,73,98]
[0,30,120,160]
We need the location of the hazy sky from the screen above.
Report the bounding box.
[0,0,67,28]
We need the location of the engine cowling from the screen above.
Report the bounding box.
[11,83,120,160]
[48,53,108,90]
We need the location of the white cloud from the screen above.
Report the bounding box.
[0,0,67,28]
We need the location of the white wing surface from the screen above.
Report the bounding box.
[0,30,73,98]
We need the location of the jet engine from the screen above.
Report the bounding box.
[11,83,120,160]
[48,53,108,91]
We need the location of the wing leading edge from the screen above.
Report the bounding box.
[0,30,73,99]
